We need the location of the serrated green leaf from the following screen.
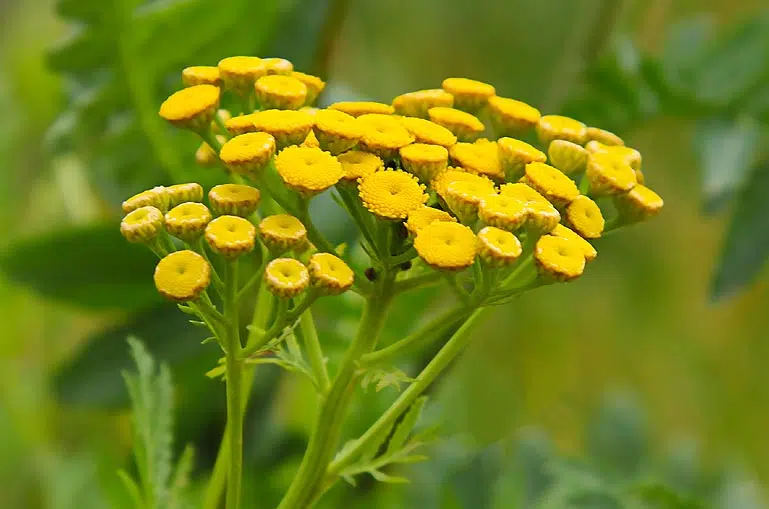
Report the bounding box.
[117,469,143,509]
[0,223,160,310]
[168,445,195,509]
[386,396,428,456]
[368,469,410,484]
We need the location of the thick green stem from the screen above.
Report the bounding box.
[277,276,395,509]
[223,261,244,509]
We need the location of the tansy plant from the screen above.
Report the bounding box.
[119,55,663,509]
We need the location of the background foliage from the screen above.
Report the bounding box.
[1,0,769,507]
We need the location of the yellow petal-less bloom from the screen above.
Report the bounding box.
[431,168,495,201]
[392,89,454,118]
[205,215,256,259]
[487,96,541,137]
[313,109,363,155]
[404,206,456,236]
[358,170,427,220]
[255,75,308,110]
[534,234,585,282]
[449,141,504,181]
[337,150,384,182]
[218,56,267,94]
[259,214,308,252]
[225,113,260,135]
[551,224,597,262]
[159,84,220,131]
[586,127,624,146]
[122,186,169,214]
[154,250,211,302]
[478,194,527,232]
[536,115,588,147]
[400,143,449,183]
[399,116,457,148]
[585,152,637,196]
[565,195,604,239]
[308,252,354,295]
[165,202,213,242]
[613,184,664,224]
[477,226,522,267]
[444,179,496,224]
[441,77,495,112]
[291,71,325,105]
[328,101,395,117]
[167,183,204,208]
[497,137,547,181]
[219,132,276,178]
[274,146,343,197]
[499,183,561,234]
[548,139,588,176]
[522,162,580,208]
[182,66,220,87]
[264,258,309,298]
[121,206,164,244]
[262,57,294,75]
[586,141,643,183]
[208,184,261,217]
[357,114,415,160]
[414,221,477,271]
[251,109,314,149]
[428,106,485,142]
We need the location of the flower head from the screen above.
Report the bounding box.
[357,114,415,160]
[586,126,624,146]
[219,132,276,178]
[551,224,597,262]
[308,252,354,295]
[444,179,497,223]
[428,106,485,142]
[585,152,637,196]
[565,195,604,239]
[167,183,204,208]
[414,221,477,271]
[291,71,325,105]
[262,57,294,75]
[122,186,169,213]
[522,162,580,208]
[399,117,457,148]
[313,109,363,155]
[264,258,309,298]
[431,168,495,201]
[499,183,561,233]
[182,66,220,87]
[613,184,664,224]
[302,130,320,148]
[328,101,394,117]
[478,194,527,232]
[258,214,308,252]
[497,137,547,181]
[548,139,588,176]
[487,97,541,137]
[449,141,503,181]
[205,215,256,259]
[255,74,307,110]
[337,150,383,182]
[586,142,643,183]
[208,184,261,217]
[400,143,449,183]
[218,56,267,94]
[536,115,588,147]
[159,84,220,131]
[121,206,164,244]
[225,113,260,135]
[165,202,212,242]
[392,89,454,118]
[154,250,211,301]
[534,234,586,282]
[274,146,343,196]
[404,205,456,236]
[358,170,427,220]
[441,77,495,112]
[251,109,314,149]
[477,226,522,267]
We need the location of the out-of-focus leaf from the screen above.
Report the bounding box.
[585,393,647,479]
[635,482,706,509]
[0,223,160,310]
[693,116,762,213]
[711,161,769,299]
[660,15,713,100]
[443,443,505,509]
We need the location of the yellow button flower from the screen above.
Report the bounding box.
[428,106,485,142]
[585,152,637,196]
[536,115,588,147]
[431,168,495,201]
[313,109,364,155]
[586,126,624,146]
[487,96,541,136]
[399,116,457,148]
[159,84,220,132]
[264,258,309,298]
[337,150,384,182]
[291,71,325,105]
[478,194,527,232]
[262,57,294,75]
[497,137,547,181]
[404,205,456,236]
[274,146,343,197]
[165,202,212,242]
[255,74,307,110]
[551,224,597,262]
[205,215,256,259]
[477,226,522,267]
[308,252,355,295]
[121,206,164,244]
[414,221,477,271]
[328,101,394,117]
[218,56,267,94]
[122,186,169,213]
[358,170,427,220]
[445,179,497,224]
[208,184,261,217]
[392,89,454,118]
[167,183,204,208]
[258,214,308,252]
[548,139,588,176]
[219,132,277,178]
[441,77,495,112]
[565,195,604,239]
[251,109,314,149]
[534,235,585,282]
[182,66,220,87]
[154,250,211,302]
[522,162,580,208]
[357,113,415,160]
[586,142,643,184]
[400,143,449,183]
[449,141,503,181]
[613,184,664,224]
[225,113,260,135]
[499,183,561,234]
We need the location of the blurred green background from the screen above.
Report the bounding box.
[2,0,769,507]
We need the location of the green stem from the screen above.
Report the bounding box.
[298,309,331,393]
[276,275,395,509]
[224,260,243,509]
[392,271,443,294]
